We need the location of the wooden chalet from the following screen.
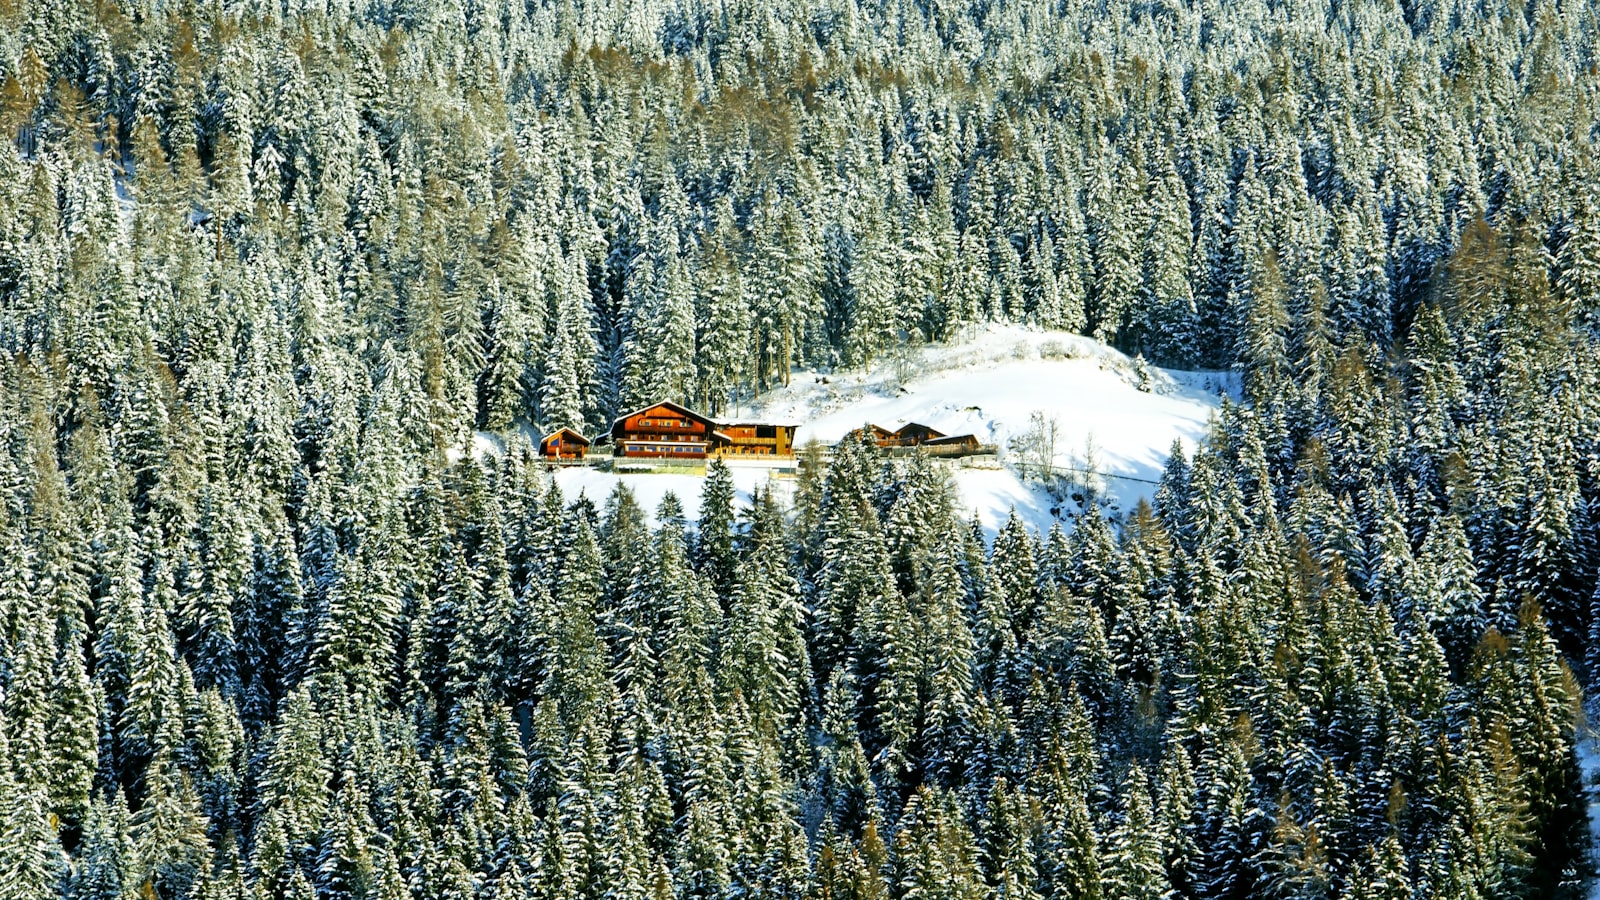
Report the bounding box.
[888,422,945,447]
[843,421,985,457]
[611,400,800,459]
[850,422,951,449]
[923,433,982,455]
[845,424,896,447]
[610,401,725,459]
[715,422,798,457]
[539,427,590,461]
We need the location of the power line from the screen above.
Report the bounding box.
[1027,464,1162,486]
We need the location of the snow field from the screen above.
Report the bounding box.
[747,324,1229,524]
[464,325,1229,535]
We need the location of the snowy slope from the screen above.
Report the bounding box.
[742,324,1230,528]
[462,325,1229,535]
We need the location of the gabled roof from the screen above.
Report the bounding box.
[923,433,978,446]
[846,424,895,438]
[893,422,947,439]
[610,400,719,437]
[540,427,591,447]
[613,399,710,422]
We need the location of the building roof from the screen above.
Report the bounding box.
[923,433,979,446]
[540,427,591,447]
[610,400,719,438]
[893,422,947,439]
[846,424,895,438]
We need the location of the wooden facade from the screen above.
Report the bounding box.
[714,422,797,457]
[844,424,896,447]
[610,401,724,459]
[923,433,982,455]
[539,428,590,461]
[888,422,945,447]
[611,401,798,459]
[844,421,985,457]
[849,422,949,449]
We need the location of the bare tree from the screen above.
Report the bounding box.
[1008,410,1059,481]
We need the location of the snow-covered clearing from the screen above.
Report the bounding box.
[946,466,1063,535]
[460,325,1231,536]
[448,434,796,523]
[745,324,1230,526]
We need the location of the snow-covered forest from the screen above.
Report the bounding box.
[1,0,1599,897]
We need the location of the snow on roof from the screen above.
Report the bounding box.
[541,427,591,445]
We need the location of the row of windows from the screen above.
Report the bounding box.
[623,442,706,455]
[633,419,788,438]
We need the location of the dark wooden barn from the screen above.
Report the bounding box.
[842,421,985,457]
[845,424,897,447]
[923,433,982,455]
[889,422,946,447]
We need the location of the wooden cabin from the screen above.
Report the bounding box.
[539,428,590,461]
[715,422,798,457]
[847,422,948,449]
[889,422,946,447]
[845,424,897,447]
[923,433,982,455]
[842,421,984,457]
[610,401,726,459]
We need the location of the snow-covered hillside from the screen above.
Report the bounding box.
[742,324,1231,530]
[470,326,1230,535]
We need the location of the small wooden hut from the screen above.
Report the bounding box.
[540,428,591,461]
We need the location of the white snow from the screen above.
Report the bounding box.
[551,465,796,523]
[457,325,1230,535]
[445,432,794,525]
[948,466,1062,535]
[113,158,136,233]
[445,430,510,465]
[742,324,1231,520]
